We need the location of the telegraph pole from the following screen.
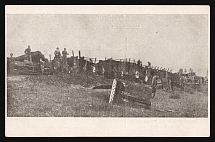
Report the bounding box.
[49,54,51,62]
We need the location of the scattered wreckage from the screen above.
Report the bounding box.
[7,51,53,75]
[93,79,153,108]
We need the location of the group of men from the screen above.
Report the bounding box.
[54,47,69,65]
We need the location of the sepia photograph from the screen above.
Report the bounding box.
[5,5,210,136]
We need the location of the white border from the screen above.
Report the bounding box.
[5,5,210,137]
[5,5,209,14]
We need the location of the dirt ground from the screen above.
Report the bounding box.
[7,73,208,117]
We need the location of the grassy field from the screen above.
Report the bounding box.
[7,73,208,117]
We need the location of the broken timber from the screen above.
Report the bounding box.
[108,79,152,107]
[121,92,151,106]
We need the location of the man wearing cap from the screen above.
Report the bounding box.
[62,48,69,65]
[54,47,61,59]
[9,53,15,74]
[24,45,31,61]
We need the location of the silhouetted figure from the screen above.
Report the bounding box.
[8,53,15,74]
[54,47,61,59]
[62,48,69,65]
[24,45,31,61]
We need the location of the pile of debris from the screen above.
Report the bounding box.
[7,51,53,75]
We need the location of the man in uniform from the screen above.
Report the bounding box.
[54,47,61,59]
[8,53,15,74]
[62,48,69,65]
[24,45,31,61]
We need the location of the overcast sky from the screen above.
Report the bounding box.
[6,14,208,76]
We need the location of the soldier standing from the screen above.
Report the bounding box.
[8,53,15,74]
[54,47,61,59]
[24,45,31,61]
[62,48,69,65]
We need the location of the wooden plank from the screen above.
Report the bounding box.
[122,93,149,104]
[72,50,74,57]
[79,50,81,58]
[109,79,117,103]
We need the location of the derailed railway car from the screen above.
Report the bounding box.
[8,51,53,75]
